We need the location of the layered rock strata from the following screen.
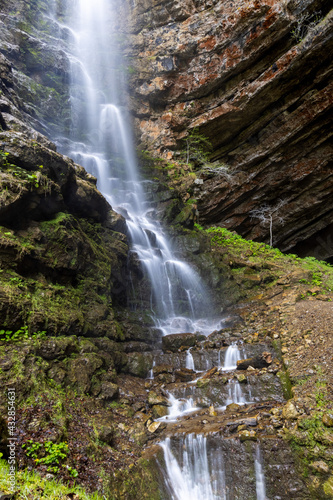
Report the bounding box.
[127,0,333,258]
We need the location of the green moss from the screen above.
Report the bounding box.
[114,321,125,341]
[0,210,127,337]
[323,476,333,497]
[204,226,333,290]
[107,458,164,500]
[276,370,293,399]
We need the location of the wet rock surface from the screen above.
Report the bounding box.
[0,259,332,497]
[138,334,310,498]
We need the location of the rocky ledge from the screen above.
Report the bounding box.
[127,0,333,259]
[0,129,130,337]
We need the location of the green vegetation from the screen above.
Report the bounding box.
[0,458,103,499]
[23,440,71,474]
[314,367,330,409]
[206,226,291,262]
[0,209,127,337]
[286,412,333,459]
[205,226,333,290]
[0,149,43,187]
[180,127,212,166]
[0,326,46,342]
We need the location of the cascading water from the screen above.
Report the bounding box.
[52,0,223,337]
[160,435,226,500]
[159,392,197,422]
[147,358,156,380]
[185,348,195,371]
[225,379,246,406]
[222,342,242,371]
[160,436,269,500]
[255,445,267,500]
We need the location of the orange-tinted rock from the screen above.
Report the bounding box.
[128,0,333,259]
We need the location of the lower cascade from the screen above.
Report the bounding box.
[160,435,226,500]
[254,445,267,500]
[160,435,268,500]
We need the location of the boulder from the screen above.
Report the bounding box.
[162,333,198,352]
[310,461,329,474]
[174,368,196,381]
[152,405,168,419]
[322,413,333,428]
[126,352,154,378]
[99,382,119,402]
[148,391,169,406]
[236,374,247,383]
[196,378,210,389]
[237,352,272,370]
[281,400,299,420]
[153,364,174,376]
[66,353,104,393]
[239,430,257,442]
[147,421,162,433]
[36,337,79,360]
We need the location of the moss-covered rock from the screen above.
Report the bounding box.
[0,133,129,338]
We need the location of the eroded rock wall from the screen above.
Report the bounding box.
[0,2,132,338]
[127,0,333,258]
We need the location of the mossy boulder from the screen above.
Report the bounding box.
[66,353,104,393]
[35,337,79,360]
[126,352,154,378]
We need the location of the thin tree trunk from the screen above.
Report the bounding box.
[269,215,273,247]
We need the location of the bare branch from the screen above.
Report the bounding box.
[250,199,287,246]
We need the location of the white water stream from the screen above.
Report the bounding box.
[52,0,223,337]
[255,445,267,500]
[160,435,226,500]
[221,342,243,371]
[185,348,196,371]
[158,392,198,422]
[160,435,267,500]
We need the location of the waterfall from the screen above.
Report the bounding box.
[159,392,197,422]
[225,379,246,406]
[160,435,226,500]
[217,349,222,368]
[222,343,242,371]
[51,0,223,336]
[160,436,268,500]
[185,349,195,371]
[255,445,267,500]
[147,358,156,380]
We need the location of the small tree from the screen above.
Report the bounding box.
[250,199,286,247]
[181,128,212,166]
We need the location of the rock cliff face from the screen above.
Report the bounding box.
[0,2,131,337]
[127,0,332,259]
[0,128,130,336]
